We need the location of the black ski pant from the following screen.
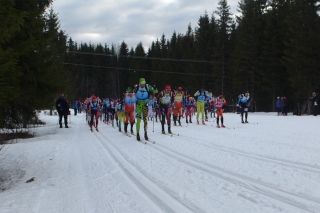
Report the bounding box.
[59,112,68,127]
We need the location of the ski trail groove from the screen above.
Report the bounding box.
[147,142,319,213]
[175,133,320,173]
[92,132,195,213]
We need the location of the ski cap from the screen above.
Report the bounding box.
[126,87,132,93]
[178,86,182,90]
[139,78,146,84]
[165,85,171,90]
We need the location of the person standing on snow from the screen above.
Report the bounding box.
[310,92,318,116]
[124,87,137,134]
[56,93,69,128]
[238,91,251,123]
[172,86,184,126]
[214,95,227,128]
[276,96,282,116]
[73,100,78,116]
[194,86,210,125]
[157,85,175,134]
[134,78,158,141]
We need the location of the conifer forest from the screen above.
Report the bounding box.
[1,0,320,127]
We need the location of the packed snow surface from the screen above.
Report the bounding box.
[0,112,319,213]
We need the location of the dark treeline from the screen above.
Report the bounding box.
[0,0,69,128]
[65,0,320,112]
[1,0,320,129]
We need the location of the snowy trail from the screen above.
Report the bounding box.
[1,112,320,213]
[93,131,195,213]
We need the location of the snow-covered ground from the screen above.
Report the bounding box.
[0,111,320,213]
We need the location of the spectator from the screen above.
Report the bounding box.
[276,96,282,115]
[55,93,69,128]
[73,100,78,116]
[310,92,318,116]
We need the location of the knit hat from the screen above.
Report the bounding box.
[126,87,133,93]
[165,85,171,90]
[139,78,146,84]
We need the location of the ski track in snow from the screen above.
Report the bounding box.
[1,112,320,213]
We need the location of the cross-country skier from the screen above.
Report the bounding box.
[134,78,158,141]
[214,95,226,128]
[147,95,155,121]
[116,98,125,132]
[157,85,175,134]
[173,86,184,126]
[238,91,251,123]
[194,86,210,125]
[184,95,194,123]
[124,87,137,134]
[88,96,100,131]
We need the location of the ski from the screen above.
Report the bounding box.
[145,139,155,144]
[138,140,147,144]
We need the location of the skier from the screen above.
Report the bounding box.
[184,95,194,123]
[172,86,184,126]
[88,95,100,131]
[124,87,137,134]
[194,86,210,125]
[157,85,175,134]
[147,95,155,121]
[116,98,125,132]
[154,98,160,122]
[238,91,251,123]
[134,78,158,141]
[310,92,318,116]
[214,95,226,128]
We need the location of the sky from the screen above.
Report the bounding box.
[1,111,320,212]
[51,0,239,51]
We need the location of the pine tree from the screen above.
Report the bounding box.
[283,0,320,100]
[215,0,234,96]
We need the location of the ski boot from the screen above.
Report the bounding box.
[168,127,172,134]
[144,131,148,140]
[202,120,205,125]
[245,120,249,123]
[241,119,245,124]
[136,133,141,141]
[189,119,192,123]
[178,120,181,126]
[162,130,165,134]
[221,124,225,128]
[186,119,188,123]
[197,120,199,125]
[217,124,220,128]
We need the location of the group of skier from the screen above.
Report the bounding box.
[78,77,252,141]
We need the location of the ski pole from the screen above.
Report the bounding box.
[153,109,155,132]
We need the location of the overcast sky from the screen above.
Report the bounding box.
[51,0,239,51]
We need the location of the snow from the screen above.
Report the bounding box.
[0,111,320,213]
